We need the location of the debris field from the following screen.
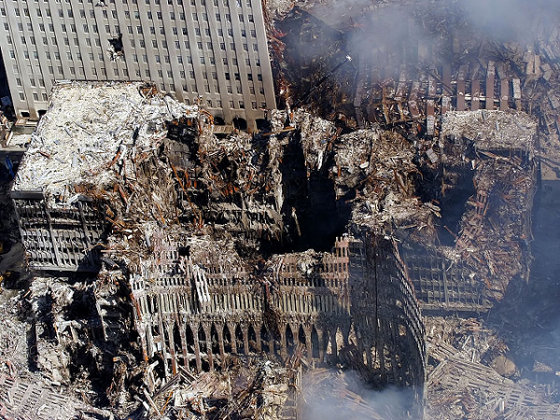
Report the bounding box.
[1,1,560,419]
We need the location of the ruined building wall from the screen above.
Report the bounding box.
[12,192,105,272]
[402,110,537,312]
[348,231,426,415]
[129,234,426,414]
[130,237,351,375]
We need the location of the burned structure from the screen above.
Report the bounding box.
[9,81,426,418]
[4,1,560,418]
[402,110,537,312]
[272,2,542,315]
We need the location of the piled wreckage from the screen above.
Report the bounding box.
[425,317,560,419]
[402,110,537,312]
[9,81,428,418]
[3,0,560,418]
[263,1,560,418]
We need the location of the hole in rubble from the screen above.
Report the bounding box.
[270,131,352,253]
[437,168,476,246]
[256,118,271,132]
[233,117,248,131]
[416,164,475,246]
[65,288,95,320]
[167,117,198,146]
[178,246,191,257]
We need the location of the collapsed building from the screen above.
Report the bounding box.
[402,110,537,312]
[3,0,560,418]
[9,81,428,418]
[7,77,542,417]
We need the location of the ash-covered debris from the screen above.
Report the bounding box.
[13,81,196,204]
[3,0,560,416]
[142,359,296,419]
[6,81,430,418]
[3,74,546,418]
[0,288,112,419]
[425,317,560,419]
[399,110,537,311]
[333,127,437,233]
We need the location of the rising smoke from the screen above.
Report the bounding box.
[301,369,415,420]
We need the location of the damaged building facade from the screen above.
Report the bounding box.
[10,81,426,418]
[0,0,276,129]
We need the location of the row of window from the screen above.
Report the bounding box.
[6,18,257,39]
[3,6,253,21]
[16,86,266,111]
[13,57,265,93]
[17,91,48,102]
[2,0,252,6]
[2,3,254,22]
[8,31,260,58]
[9,43,263,79]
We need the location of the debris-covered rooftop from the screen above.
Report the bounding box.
[13,81,197,204]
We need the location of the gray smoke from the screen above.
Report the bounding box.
[301,369,415,420]
[460,0,560,43]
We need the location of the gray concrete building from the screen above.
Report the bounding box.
[0,0,276,129]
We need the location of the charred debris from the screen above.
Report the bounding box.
[1,0,560,419]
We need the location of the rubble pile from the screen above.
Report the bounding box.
[333,127,437,235]
[263,2,560,416]
[0,291,29,379]
[0,289,113,419]
[425,317,560,419]
[2,0,560,417]
[7,81,429,418]
[145,359,295,419]
[399,110,537,310]
[14,81,196,206]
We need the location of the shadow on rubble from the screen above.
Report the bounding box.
[413,143,477,247]
[0,157,27,289]
[272,129,352,254]
[24,270,142,409]
[486,180,560,385]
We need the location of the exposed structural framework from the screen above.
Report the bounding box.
[354,61,523,135]
[12,81,198,272]
[129,235,425,392]
[0,0,276,129]
[11,190,104,272]
[272,4,539,314]
[10,82,427,418]
[402,110,537,312]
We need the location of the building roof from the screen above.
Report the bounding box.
[12,81,197,205]
[441,110,537,155]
